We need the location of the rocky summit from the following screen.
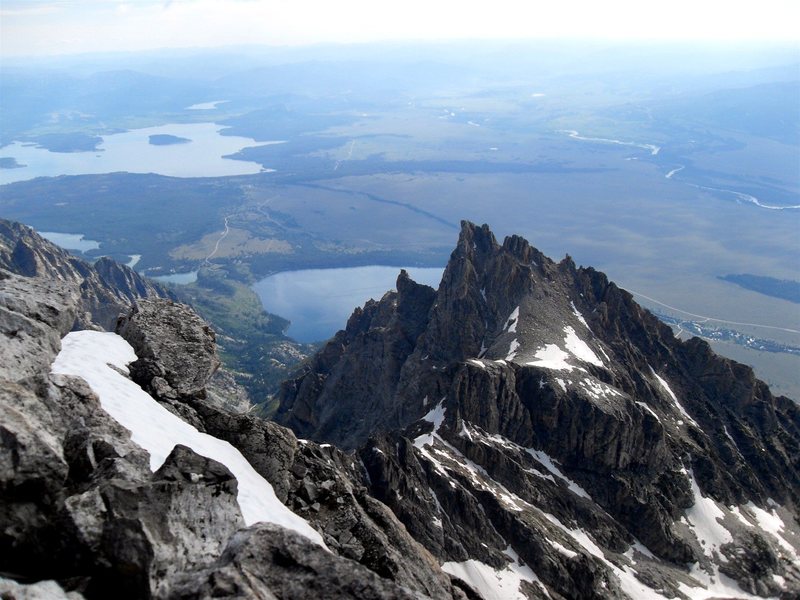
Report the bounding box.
[278,221,800,598]
[1,218,798,599]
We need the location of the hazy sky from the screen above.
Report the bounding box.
[1,0,799,57]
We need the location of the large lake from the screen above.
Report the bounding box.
[253,266,444,342]
[0,123,280,185]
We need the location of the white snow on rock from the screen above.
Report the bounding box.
[421,397,447,429]
[506,339,520,361]
[570,301,590,329]
[563,326,604,367]
[578,378,622,401]
[525,449,591,500]
[675,471,767,599]
[650,368,698,427]
[744,501,798,557]
[525,344,573,371]
[679,563,767,600]
[683,470,732,553]
[442,547,551,600]
[542,511,669,600]
[636,401,661,422]
[504,307,520,333]
[50,330,326,547]
[414,398,447,449]
[524,328,603,371]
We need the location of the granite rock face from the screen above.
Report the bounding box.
[162,523,434,600]
[278,221,800,599]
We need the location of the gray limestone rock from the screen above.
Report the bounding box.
[0,577,85,600]
[0,218,169,331]
[161,523,427,600]
[116,298,220,400]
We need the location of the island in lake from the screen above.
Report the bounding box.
[148,134,191,146]
[0,157,26,169]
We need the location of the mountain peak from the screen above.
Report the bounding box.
[277,221,800,597]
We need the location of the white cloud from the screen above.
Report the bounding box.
[1,0,798,57]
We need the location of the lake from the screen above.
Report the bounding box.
[150,270,199,285]
[253,266,444,342]
[0,123,282,185]
[39,231,100,252]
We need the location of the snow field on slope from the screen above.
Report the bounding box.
[51,330,325,547]
[442,546,551,600]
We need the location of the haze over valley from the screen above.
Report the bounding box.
[1,40,797,399]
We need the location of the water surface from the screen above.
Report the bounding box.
[0,123,281,185]
[39,231,100,252]
[150,271,199,285]
[253,266,444,342]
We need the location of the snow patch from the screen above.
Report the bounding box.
[636,401,661,422]
[526,344,573,371]
[442,547,551,600]
[506,339,520,361]
[684,470,732,556]
[650,368,698,427]
[543,511,670,599]
[526,449,591,500]
[570,301,590,329]
[415,398,447,449]
[578,378,622,401]
[679,562,766,600]
[50,331,325,547]
[745,502,797,557]
[504,306,520,333]
[563,326,604,367]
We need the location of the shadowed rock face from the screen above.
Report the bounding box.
[278,220,800,599]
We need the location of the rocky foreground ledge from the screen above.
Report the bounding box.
[0,232,469,598]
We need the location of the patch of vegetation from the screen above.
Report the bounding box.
[26,132,103,152]
[720,274,800,304]
[0,157,25,169]
[148,134,191,145]
[171,266,317,410]
[0,173,248,272]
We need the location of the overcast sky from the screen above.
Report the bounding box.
[1,0,798,57]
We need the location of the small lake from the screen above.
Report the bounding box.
[39,231,100,253]
[0,123,281,185]
[253,266,444,342]
[150,270,199,285]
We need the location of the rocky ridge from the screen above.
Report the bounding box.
[0,219,170,331]
[278,221,800,599]
[2,217,799,599]
[0,221,470,598]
